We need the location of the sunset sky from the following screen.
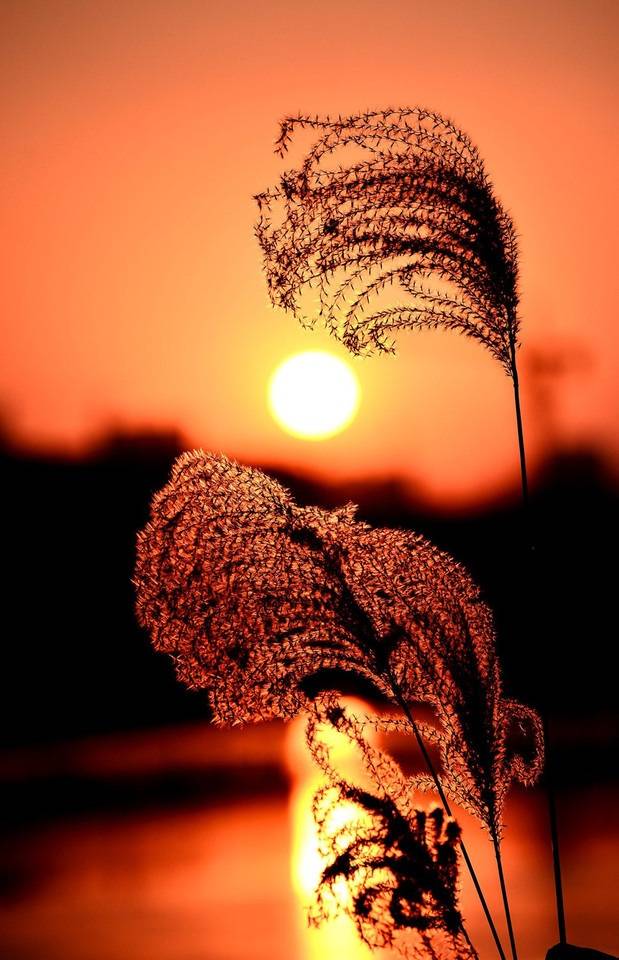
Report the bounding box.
[2,0,618,505]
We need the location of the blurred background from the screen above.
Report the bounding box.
[1,1,618,958]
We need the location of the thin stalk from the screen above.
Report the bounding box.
[387,668,508,960]
[510,343,529,511]
[543,715,567,945]
[490,827,519,960]
[510,338,567,945]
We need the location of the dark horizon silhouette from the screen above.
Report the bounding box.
[2,426,617,753]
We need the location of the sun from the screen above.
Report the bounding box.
[268,351,361,441]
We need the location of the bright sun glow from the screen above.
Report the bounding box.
[268,351,361,440]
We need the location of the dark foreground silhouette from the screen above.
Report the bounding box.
[547,945,618,960]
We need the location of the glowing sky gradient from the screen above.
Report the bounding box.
[1,0,618,504]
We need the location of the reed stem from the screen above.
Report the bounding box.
[509,338,567,946]
[387,669,508,960]
[491,827,519,960]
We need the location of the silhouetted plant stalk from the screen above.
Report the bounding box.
[134,451,544,960]
[505,334,567,952]
[385,674,508,960]
[509,337,567,947]
[254,107,566,955]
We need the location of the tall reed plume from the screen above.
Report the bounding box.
[254,107,563,955]
[254,108,519,373]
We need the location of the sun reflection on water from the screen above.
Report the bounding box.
[286,704,375,960]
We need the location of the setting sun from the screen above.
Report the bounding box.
[268,351,361,441]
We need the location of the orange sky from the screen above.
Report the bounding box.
[1,0,618,505]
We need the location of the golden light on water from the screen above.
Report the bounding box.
[286,707,372,960]
[268,351,361,441]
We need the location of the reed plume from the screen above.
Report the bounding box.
[135,450,543,958]
[135,450,542,958]
[311,777,474,960]
[254,108,519,374]
[135,451,542,834]
[305,694,484,958]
